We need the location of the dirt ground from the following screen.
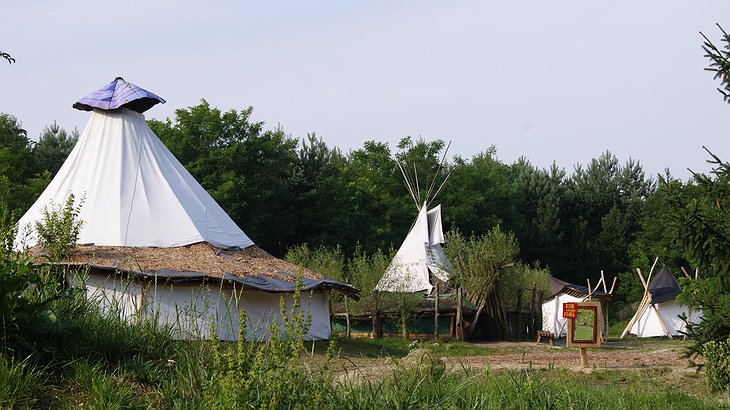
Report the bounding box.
[453,341,693,371]
[330,339,700,383]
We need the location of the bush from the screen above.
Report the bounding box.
[703,337,730,393]
[202,274,336,408]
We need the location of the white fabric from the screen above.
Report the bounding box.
[541,293,583,337]
[630,300,702,338]
[16,108,254,249]
[75,272,331,341]
[376,204,451,293]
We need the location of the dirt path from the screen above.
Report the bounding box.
[331,340,697,383]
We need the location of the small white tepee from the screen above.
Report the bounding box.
[622,265,701,338]
[375,149,453,294]
[375,203,451,293]
[17,78,358,341]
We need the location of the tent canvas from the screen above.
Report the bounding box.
[625,266,701,338]
[541,277,611,337]
[375,204,451,293]
[16,107,254,250]
[18,78,358,341]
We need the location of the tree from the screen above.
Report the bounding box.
[445,226,520,339]
[701,24,730,103]
[660,148,730,360]
[149,101,299,255]
[0,114,50,216]
[33,122,79,176]
[440,147,516,239]
[510,159,566,272]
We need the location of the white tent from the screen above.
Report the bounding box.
[375,203,451,293]
[17,78,357,341]
[17,106,254,249]
[541,278,611,337]
[625,266,701,338]
[629,300,700,338]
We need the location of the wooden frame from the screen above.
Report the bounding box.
[566,302,602,348]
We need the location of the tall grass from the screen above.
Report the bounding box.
[0,356,45,408]
[334,367,720,410]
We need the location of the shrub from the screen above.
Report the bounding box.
[202,273,335,408]
[703,337,730,393]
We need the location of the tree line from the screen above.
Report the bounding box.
[0,101,700,305]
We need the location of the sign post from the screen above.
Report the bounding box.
[565,302,602,368]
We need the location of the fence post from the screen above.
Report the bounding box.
[344,296,351,338]
[515,287,523,339]
[529,284,537,339]
[456,286,463,341]
[434,282,440,339]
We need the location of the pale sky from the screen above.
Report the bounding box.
[3,1,730,179]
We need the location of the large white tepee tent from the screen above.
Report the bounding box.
[17,78,358,341]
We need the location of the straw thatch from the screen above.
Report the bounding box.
[29,243,320,282]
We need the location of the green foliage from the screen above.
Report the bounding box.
[701,24,730,104]
[0,356,44,408]
[34,193,84,262]
[0,114,62,217]
[202,274,334,408]
[286,243,346,283]
[660,149,730,363]
[33,122,79,177]
[334,366,716,409]
[286,244,393,321]
[150,101,299,255]
[499,263,551,310]
[446,226,520,300]
[702,336,730,393]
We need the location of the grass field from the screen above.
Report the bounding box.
[1,321,727,409]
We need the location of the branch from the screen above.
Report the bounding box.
[0,51,14,65]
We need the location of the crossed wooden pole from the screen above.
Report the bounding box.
[620,257,675,339]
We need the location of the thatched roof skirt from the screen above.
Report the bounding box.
[32,243,359,299]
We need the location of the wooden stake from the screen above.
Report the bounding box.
[516,287,523,339]
[600,271,608,293]
[580,347,588,367]
[680,266,692,280]
[344,296,351,338]
[587,279,592,295]
[636,268,647,289]
[608,277,618,295]
[456,287,463,341]
[529,285,537,339]
[621,293,652,339]
[434,283,440,339]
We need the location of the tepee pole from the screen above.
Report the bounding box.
[652,304,674,339]
[425,141,451,203]
[428,172,452,207]
[397,160,420,209]
[620,258,659,339]
[413,163,421,204]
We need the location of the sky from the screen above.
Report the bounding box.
[2,1,730,180]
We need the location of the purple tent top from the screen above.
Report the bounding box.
[73,77,165,113]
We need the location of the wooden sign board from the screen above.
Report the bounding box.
[566,302,602,348]
[563,302,577,319]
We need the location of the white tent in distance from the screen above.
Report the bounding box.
[375,203,451,293]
